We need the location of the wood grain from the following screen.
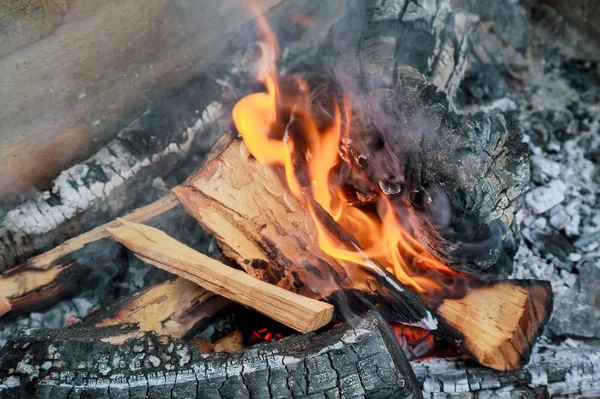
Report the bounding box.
[106,219,334,333]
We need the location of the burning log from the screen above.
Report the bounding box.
[80,277,232,340]
[106,220,334,333]
[0,312,420,399]
[173,139,552,371]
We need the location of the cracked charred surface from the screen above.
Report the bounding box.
[0,312,421,399]
[348,67,530,278]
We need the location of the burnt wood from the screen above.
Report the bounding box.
[0,82,230,273]
[0,312,421,399]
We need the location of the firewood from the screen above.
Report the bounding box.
[435,280,552,371]
[0,194,180,319]
[0,93,229,273]
[0,312,420,399]
[80,277,232,340]
[173,139,552,370]
[0,132,238,320]
[105,220,334,333]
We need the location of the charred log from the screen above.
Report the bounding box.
[0,83,229,273]
[0,312,421,399]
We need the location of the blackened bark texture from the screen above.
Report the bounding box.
[0,81,229,273]
[312,0,529,277]
[0,312,421,399]
[412,345,600,398]
[366,68,530,277]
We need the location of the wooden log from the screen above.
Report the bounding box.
[0,0,347,200]
[172,141,437,331]
[0,312,421,399]
[80,277,232,340]
[173,139,552,370]
[105,220,334,334]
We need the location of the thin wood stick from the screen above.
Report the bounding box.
[105,220,334,333]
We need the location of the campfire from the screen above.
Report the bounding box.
[1,0,599,398]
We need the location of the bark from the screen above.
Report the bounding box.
[80,277,232,340]
[312,0,529,277]
[0,312,421,399]
[413,345,600,398]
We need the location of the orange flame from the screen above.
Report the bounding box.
[232,10,460,296]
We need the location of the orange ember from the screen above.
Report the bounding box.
[233,11,460,296]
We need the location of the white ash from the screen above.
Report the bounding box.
[512,47,600,339]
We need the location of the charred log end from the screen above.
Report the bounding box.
[436,279,553,371]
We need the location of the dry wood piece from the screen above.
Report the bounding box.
[0,312,420,398]
[0,194,181,319]
[106,220,334,333]
[436,280,552,371]
[81,277,232,340]
[173,139,552,370]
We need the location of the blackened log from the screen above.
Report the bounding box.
[412,345,600,398]
[0,88,229,272]
[0,0,348,272]
[0,131,237,320]
[0,312,422,399]
[347,66,530,277]
[316,0,477,100]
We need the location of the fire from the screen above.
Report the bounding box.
[232,10,461,296]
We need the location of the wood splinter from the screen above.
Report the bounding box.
[105,220,334,334]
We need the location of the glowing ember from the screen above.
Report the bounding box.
[233,9,464,296]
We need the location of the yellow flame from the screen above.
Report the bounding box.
[232,10,460,295]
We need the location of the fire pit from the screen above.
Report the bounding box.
[1,0,599,398]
